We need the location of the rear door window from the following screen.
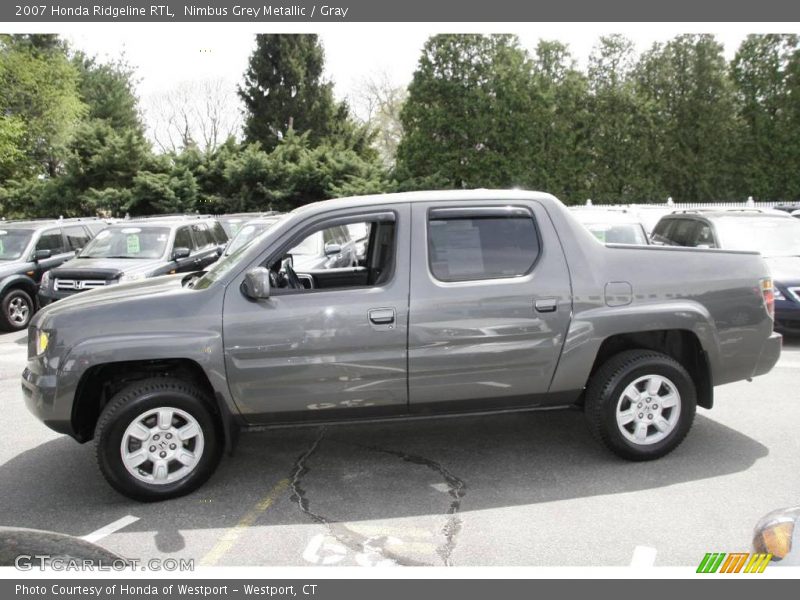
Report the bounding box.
[427,207,540,282]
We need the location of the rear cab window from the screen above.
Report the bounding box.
[427,206,540,282]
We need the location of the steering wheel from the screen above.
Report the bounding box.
[283,263,303,290]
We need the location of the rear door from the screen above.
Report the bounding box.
[408,200,572,412]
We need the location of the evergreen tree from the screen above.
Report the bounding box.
[396,34,538,189]
[634,35,738,202]
[239,34,354,152]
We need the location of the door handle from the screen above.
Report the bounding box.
[534,297,558,313]
[369,308,395,325]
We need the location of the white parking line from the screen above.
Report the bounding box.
[630,545,657,567]
[776,361,800,369]
[81,515,140,543]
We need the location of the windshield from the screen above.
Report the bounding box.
[79,226,171,259]
[584,222,648,245]
[0,229,34,260]
[225,221,276,256]
[715,218,800,257]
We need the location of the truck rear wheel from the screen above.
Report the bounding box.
[94,377,222,502]
[585,350,696,461]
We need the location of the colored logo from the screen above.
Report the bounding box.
[696,552,773,573]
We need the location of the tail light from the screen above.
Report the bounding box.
[761,278,775,320]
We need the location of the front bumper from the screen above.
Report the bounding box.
[38,288,87,306]
[752,332,783,378]
[21,361,78,438]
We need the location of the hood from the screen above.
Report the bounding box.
[51,257,165,280]
[35,274,188,322]
[0,259,27,279]
[764,256,800,284]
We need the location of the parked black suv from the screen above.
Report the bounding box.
[38,216,228,306]
[0,219,108,331]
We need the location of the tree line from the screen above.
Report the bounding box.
[2,32,800,219]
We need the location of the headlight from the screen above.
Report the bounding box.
[40,271,50,288]
[119,272,146,283]
[35,330,49,355]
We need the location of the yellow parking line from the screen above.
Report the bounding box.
[200,478,290,566]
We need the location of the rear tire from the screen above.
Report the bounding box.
[94,377,222,502]
[585,350,696,461]
[1,288,34,331]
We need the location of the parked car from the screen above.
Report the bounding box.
[218,212,281,237]
[651,211,800,334]
[223,215,284,257]
[38,216,228,306]
[0,218,109,331]
[22,190,780,501]
[569,207,649,245]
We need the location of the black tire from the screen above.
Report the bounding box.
[585,350,697,461]
[94,377,223,502]
[1,288,34,332]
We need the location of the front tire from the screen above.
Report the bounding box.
[94,378,222,502]
[1,288,34,331]
[585,350,697,461]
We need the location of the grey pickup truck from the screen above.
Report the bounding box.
[22,190,782,501]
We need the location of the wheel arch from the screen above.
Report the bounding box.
[585,330,713,409]
[71,358,238,451]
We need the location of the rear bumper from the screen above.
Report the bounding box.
[752,332,782,378]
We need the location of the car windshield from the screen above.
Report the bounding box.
[583,222,648,245]
[0,229,34,260]
[225,220,277,256]
[715,217,800,257]
[79,226,171,259]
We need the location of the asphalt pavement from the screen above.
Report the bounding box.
[1,329,798,567]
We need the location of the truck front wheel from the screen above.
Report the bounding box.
[585,350,696,461]
[94,378,223,502]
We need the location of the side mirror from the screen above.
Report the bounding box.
[324,243,342,257]
[34,249,52,261]
[172,247,191,260]
[241,267,271,300]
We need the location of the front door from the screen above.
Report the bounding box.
[222,205,411,424]
[408,201,572,412]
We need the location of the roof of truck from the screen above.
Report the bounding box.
[291,189,559,214]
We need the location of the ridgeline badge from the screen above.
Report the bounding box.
[696,552,773,573]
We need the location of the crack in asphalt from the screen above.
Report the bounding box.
[288,428,428,567]
[363,445,466,566]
